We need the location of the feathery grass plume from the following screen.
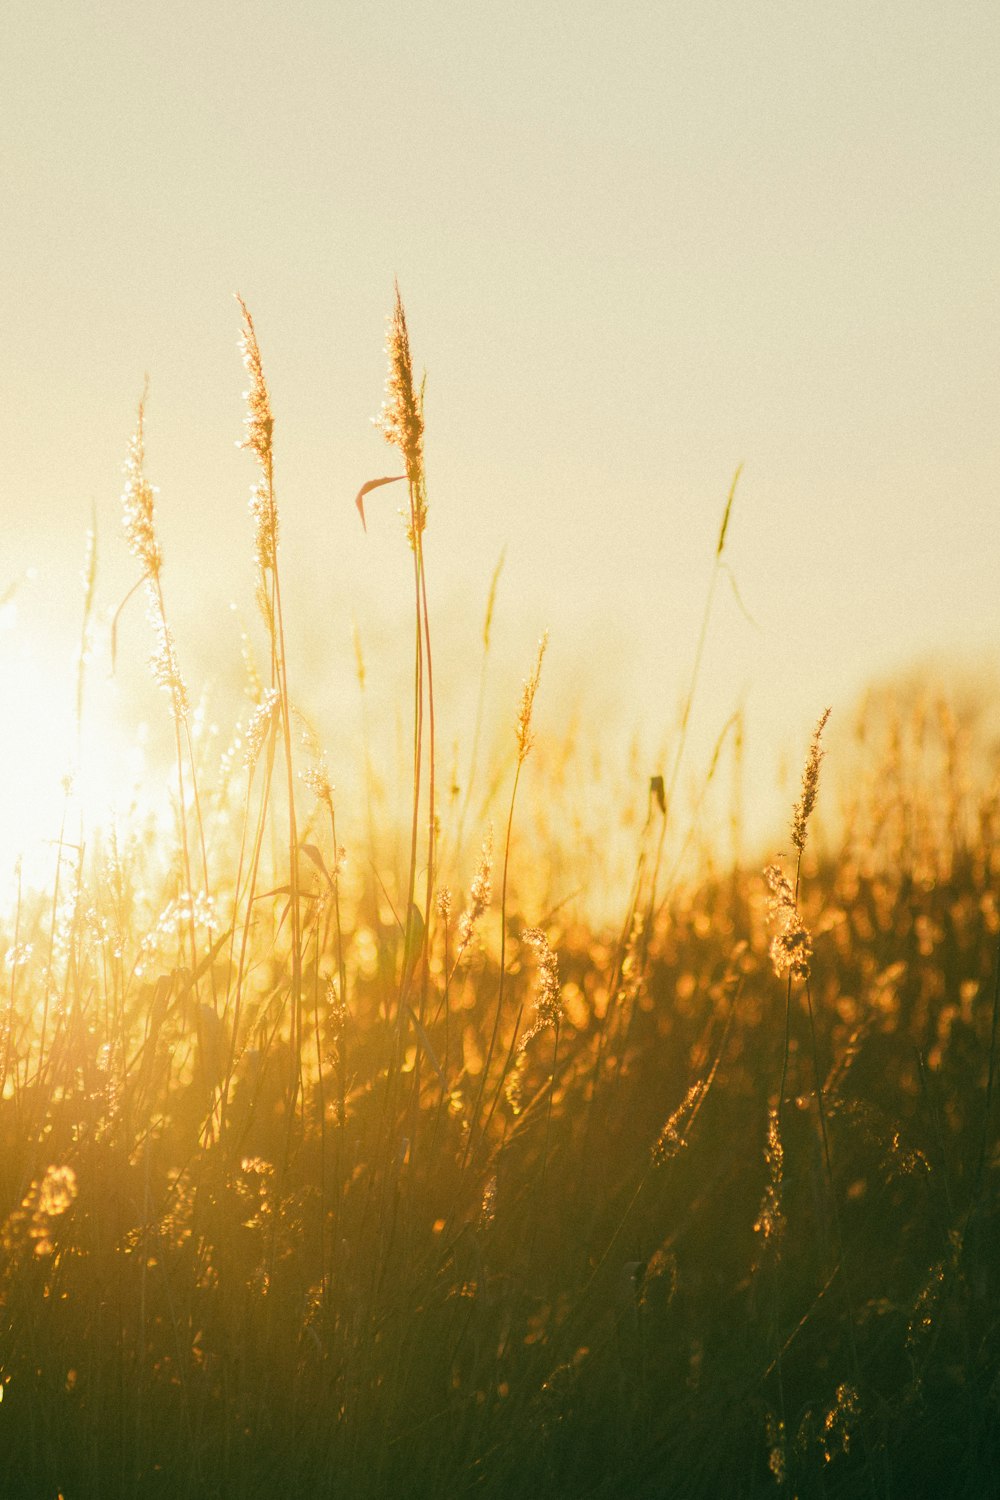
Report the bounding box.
[753,1106,786,1262]
[237,298,274,473]
[517,927,563,1053]
[822,1383,861,1461]
[792,707,831,853]
[374,283,425,492]
[504,1054,525,1115]
[764,863,813,980]
[455,827,493,963]
[149,609,190,719]
[765,1412,787,1487]
[243,688,280,776]
[302,745,335,810]
[325,976,349,1104]
[236,297,279,599]
[651,1078,709,1165]
[516,632,549,765]
[478,1174,497,1231]
[121,392,162,580]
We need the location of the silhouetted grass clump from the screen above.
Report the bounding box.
[1,296,998,1498]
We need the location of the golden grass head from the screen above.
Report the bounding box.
[516,631,549,765]
[753,1106,785,1261]
[121,394,162,580]
[456,827,493,960]
[792,707,831,853]
[303,761,334,814]
[651,1079,708,1165]
[237,297,280,594]
[374,283,425,493]
[517,926,563,1053]
[244,687,280,774]
[149,609,189,720]
[249,483,279,573]
[763,863,812,980]
[236,295,274,474]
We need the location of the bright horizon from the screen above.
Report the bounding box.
[2,0,998,884]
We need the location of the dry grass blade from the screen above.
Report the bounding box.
[354,473,407,531]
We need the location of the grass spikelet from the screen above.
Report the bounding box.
[237,296,281,627]
[517,926,562,1053]
[455,827,493,963]
[792,706,831,853]
[237,296,274,473]
[243,687,280,774]
[764,863,813,980]
[753,1105,786,1262]
[374,282,425,494]
[516,631,548,765]
[121,392,162,580]
[651,1078,709,1164]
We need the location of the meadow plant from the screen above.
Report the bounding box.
[0,306,998,1500]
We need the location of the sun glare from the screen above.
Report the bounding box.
[0,605,150,897]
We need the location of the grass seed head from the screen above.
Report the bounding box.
[516,632,549,765]
[518,926,563,1052]
[456,827,493,961]
[792,707,831,853]
[236,296,274,474]
[374,283,425,495]
[764,863,812,980]
[121,395,162,580]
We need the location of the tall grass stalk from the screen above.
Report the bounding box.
[465,633,547,1166]
[237,297,303,1121]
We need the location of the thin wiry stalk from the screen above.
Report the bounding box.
[237,296,302,1119]
[453,549,505,867]
[465,634,547,1163]
[651,465,743,920]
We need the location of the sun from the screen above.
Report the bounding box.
[0,598,150,896]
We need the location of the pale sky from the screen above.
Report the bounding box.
[2,1,998,878]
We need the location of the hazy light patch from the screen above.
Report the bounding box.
[0,609,162,899]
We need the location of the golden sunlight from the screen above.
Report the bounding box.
[0,599,150,894]
[2,3,998,1490]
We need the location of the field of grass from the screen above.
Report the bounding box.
[1,294,998,1499]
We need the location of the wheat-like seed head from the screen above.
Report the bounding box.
[763,862,813,979]
[516,632,549,765]
[517,926,563,1052]
[236,296,279,593]
[236,296,274,473]
[456,827,494,962]
[244,688,280,774]
[121,396,162,580]
[148,605,189,720]
[792,707,831,852]
[374,283,425,492]
[753,1106,786,1263]
[303,762,334,813]
[651,1079,708,1165]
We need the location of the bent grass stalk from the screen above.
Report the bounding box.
[463,633,548,1169]
[237,296,303,1124]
